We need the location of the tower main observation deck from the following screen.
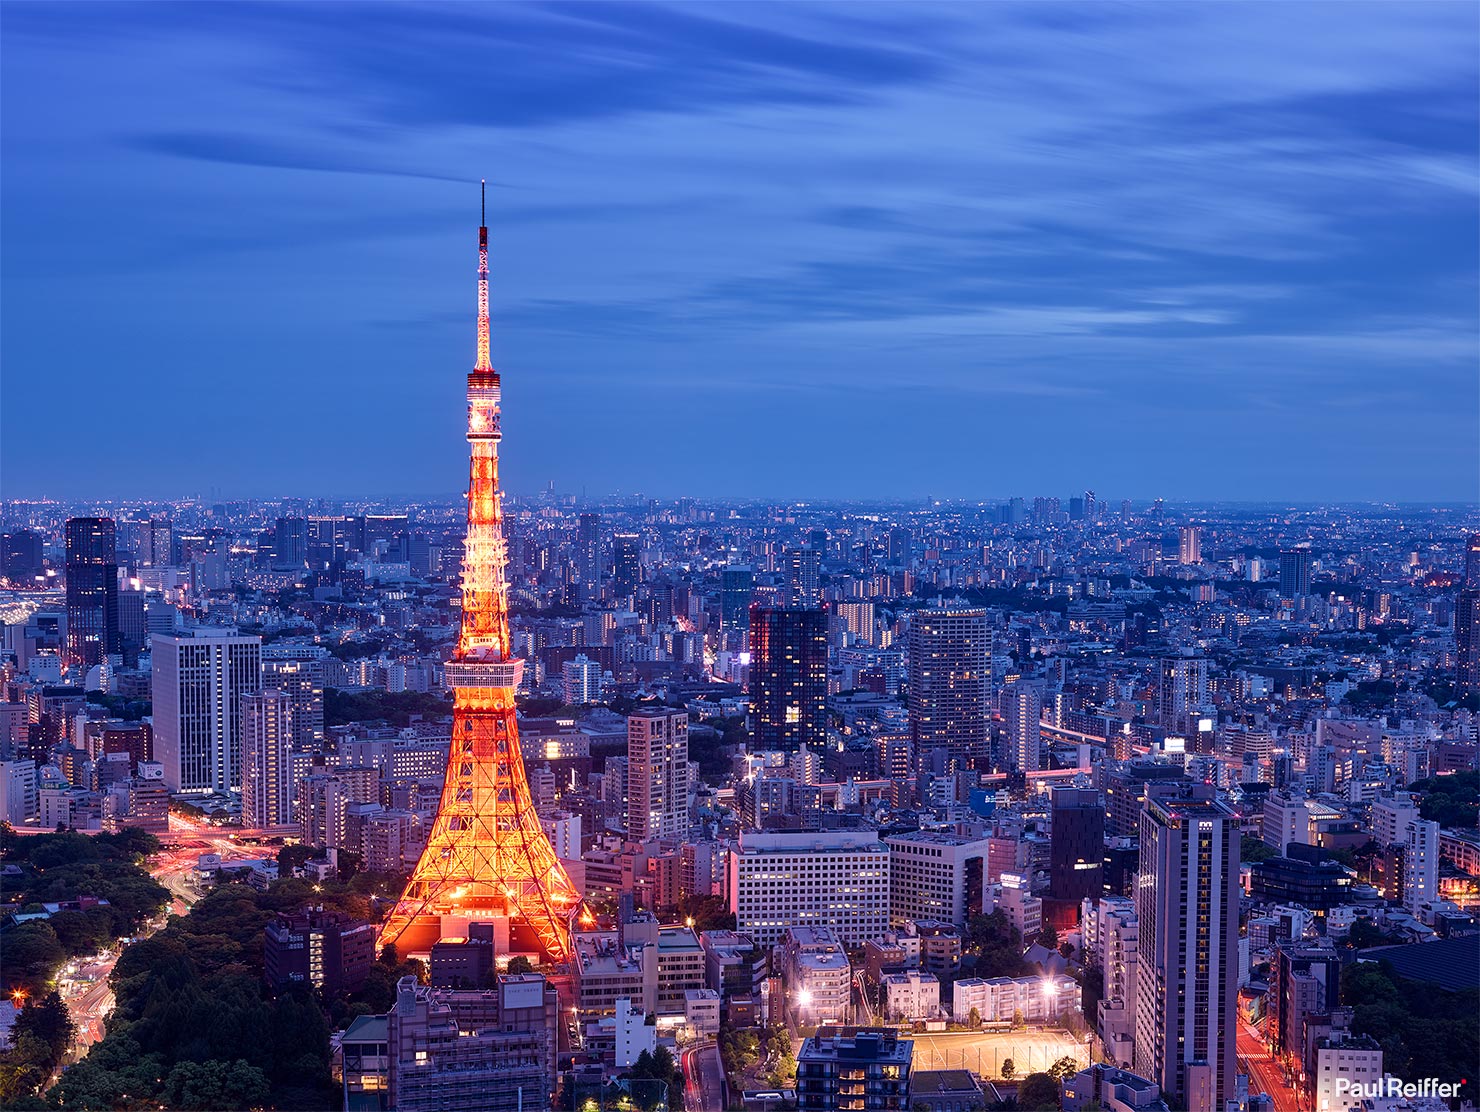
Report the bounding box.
[377,187,583,961]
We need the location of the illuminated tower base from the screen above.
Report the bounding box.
[378,677,581,960]
[377,189,582,962]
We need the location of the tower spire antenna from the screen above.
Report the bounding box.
[475,180,491,371]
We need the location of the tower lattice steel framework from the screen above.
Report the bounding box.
[378,186,582,961]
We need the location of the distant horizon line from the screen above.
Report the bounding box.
[3,493,1479,510]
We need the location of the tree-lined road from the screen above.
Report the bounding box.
[58,818,248,1064]
[682,1041,725,1112]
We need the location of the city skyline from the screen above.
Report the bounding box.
[4,3,1478,502]
[3,7,1478,1112]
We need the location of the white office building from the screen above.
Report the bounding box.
[1371,793,1421,850]
[613,997,657,1070]
[997,872,1042,941]
[881,970,940,1022]
[152,630,261,792]
[884,830,991,927]
[0,760,38,824]
[728,829,890,947]
[1000,682,1043,773]
[1312,1036,1383,1112]
[951,974,1076,1024]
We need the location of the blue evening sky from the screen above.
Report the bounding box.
[2,2,1476,502]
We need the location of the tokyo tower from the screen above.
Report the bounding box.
[377,185,582,961]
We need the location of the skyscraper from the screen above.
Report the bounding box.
[1456,533,1480,696]
[274,516,308,567]
[720,565,754,631]
[1135,792,1238,1112]
[786,547,822,607]
[612,532,641,595]
[1157,656,1208,727]
[65,516,120,671]
[627,707,690,841]
[379,189,580,961]
[151,629,262,793]
[1178,526,1201,565]
[833,600,875,646]
[576,512,602,598]
[562,655,602,705]
[1399,817,1440,915]
[1000,681,1042,773]
[886,527,911,567]
[1049,786,1104,903]
[261,652,325,751]
[907,608,992,771]
[1279,548,1312,598]
[1,530,44,584]
[749,606,828,753]
[241,689,293,828]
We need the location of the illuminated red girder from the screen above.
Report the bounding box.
[378,189,581,961]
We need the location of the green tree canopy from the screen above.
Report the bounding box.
[1017,1071,1061,1111]
[1409,771,1479,829]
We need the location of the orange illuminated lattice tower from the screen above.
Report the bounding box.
[378,185,582,961]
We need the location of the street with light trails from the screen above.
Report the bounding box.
[54,815,278,1066]
[1238,1018,1304,1112]
[681,1041,726,1112]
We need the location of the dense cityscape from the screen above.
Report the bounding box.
[2,411,1479,1112]
[4,6,1478,1112]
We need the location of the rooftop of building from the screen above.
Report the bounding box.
[881,971,938,985]
[1145,794,1234,823]
[574,931,645,973]
[1314,1033,1382,1051]
[342,1014,389,1045]
[902,919,961,938]
[656,927,703,953]
[629,705,686,719]
[573,924,701,970]
[883,830,989,848]
[795,950,850,973]
[737,829,887,853]
[799,1026,913,1065]
[954,973,1073,989]
[911,1070,980,1095]
[785,926,844,948]
[699,929,759,951]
